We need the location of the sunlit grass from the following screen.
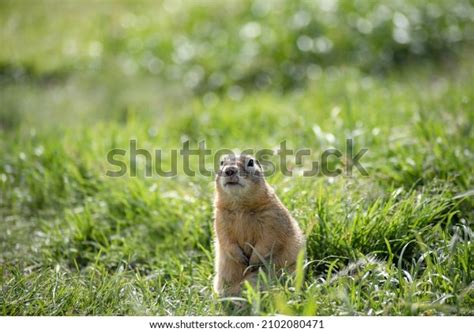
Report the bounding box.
[1,59,472,314]
[0,0,473,316]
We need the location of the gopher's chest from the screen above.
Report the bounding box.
[220,210,265,256]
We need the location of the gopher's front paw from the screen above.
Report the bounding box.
[227,246,249,265]
[249,250,272,267]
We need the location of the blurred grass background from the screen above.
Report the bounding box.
[1,0,473,127]
[0,0,473,315]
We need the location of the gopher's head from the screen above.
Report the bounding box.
[215,154,267,201]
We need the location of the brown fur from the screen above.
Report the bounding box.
[213,154,305,296]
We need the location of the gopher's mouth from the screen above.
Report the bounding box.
[224,182,243,187]
[224,179,244,187]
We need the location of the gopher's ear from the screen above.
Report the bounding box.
[255,159,262,169]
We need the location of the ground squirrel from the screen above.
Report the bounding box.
[213,154,305,296]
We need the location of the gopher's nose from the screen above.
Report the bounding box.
[224,166,238,177]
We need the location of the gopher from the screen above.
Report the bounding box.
[213,154,305,296]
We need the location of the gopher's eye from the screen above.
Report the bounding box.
[247,159,254,167]
[220,160,224,166]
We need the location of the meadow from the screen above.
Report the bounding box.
[0,0,473,315]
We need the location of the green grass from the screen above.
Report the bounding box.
[1,0,473,316]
